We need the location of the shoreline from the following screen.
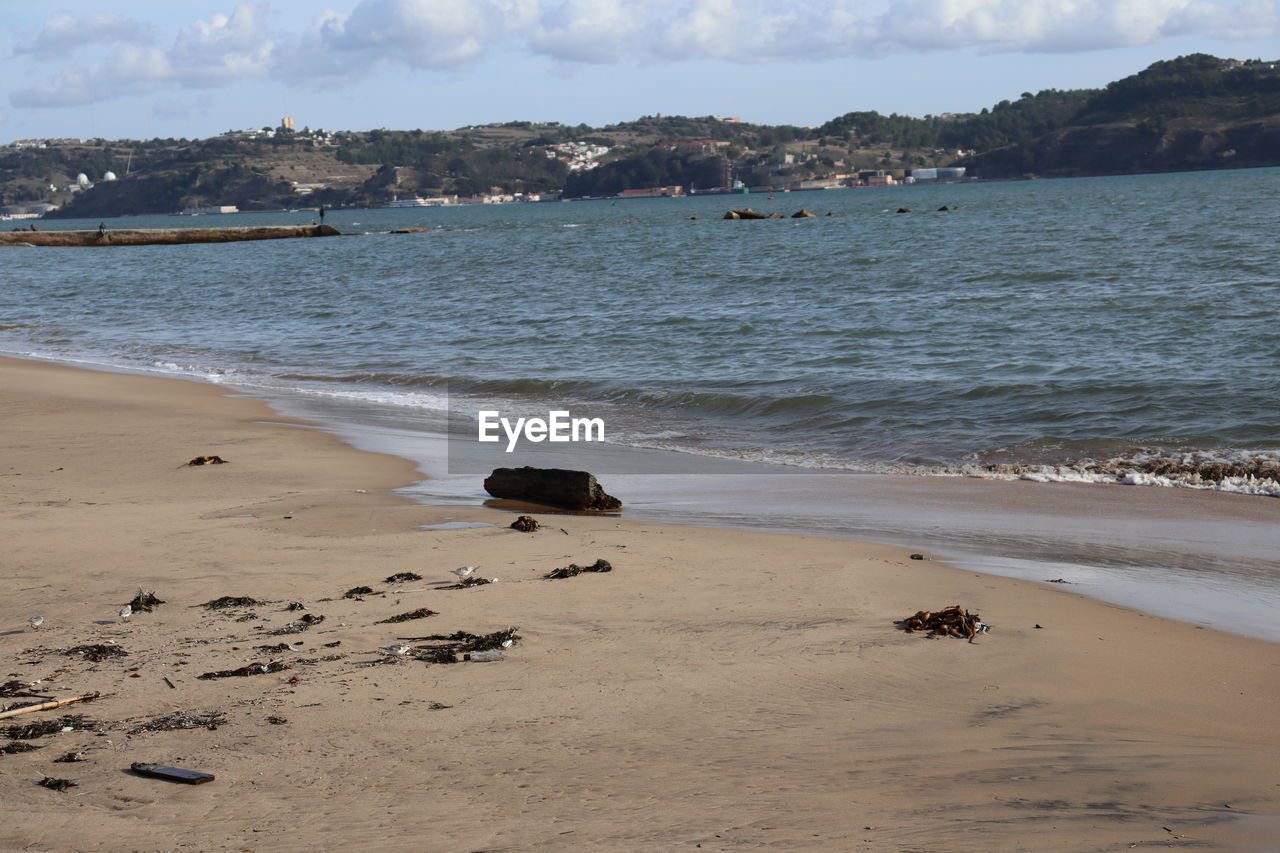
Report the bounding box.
[2,355,1280,851]
[5,350,1280,644]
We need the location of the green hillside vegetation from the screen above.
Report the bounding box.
[4,53,1278,218]
[962,54,1280,177]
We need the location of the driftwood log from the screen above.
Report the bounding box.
[483,467,621,511]
[0,693,102,720]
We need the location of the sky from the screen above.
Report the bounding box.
[2,0,1277,142]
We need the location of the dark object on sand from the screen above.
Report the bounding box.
[64,644,128,662]
[38,776,77,792]
[343,586,375,599]
[197,661,289,680]
[0,680,44,698]
[483,467,621,511]
[269,613,324,635]
[127,589,165,612]
[376,607,437,624]
[384,572,423,583]
[266,715,288,725]
[54,750,88,762]
[130,711,227,734]
[201,596,260,609]
[901,605,988,642]
[544,559,613,580]
[185,455,228,466]
[130,763,216,784]
[402,628,520,663]
[285,601,306,611]
[510,515,540,532]
[440,576,494,590]
[414,647,459,664]
[909,554,925,560]
[1,741,42,754]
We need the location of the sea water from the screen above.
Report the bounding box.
[2,168,1278,638]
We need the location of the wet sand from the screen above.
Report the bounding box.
[2,356,1279,852]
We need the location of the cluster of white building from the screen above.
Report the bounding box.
[545,141,610,171]
[7,138,83,149]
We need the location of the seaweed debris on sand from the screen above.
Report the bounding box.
[440,576,495,590]
[127,588,165,612]
[201,596,260,610]
[2,715,97,740]
[197,662,289,680]
[185,455,228,466]
[129,710,228,733]
[376,608,437,624]
[1,741,43,754]
[63,644,127,662]
[270,613,325,635]
[901,605,989,642]
[544,559,613,580]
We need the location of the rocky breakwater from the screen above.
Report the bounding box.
[0,224,342,247]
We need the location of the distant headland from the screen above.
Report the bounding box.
[1,53,1276,221]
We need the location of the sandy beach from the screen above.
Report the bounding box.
[2,356,1278,853]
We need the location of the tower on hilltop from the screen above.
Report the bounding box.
[281,116,294,131]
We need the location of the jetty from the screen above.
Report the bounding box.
[0,224,341,247]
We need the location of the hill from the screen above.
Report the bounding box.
[961,54,1280,177]
[2,53,1278,218]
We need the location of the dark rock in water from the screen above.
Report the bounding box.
[897,207,911,214]
[725,208,768,220]
[723,210,740,220]
[937,205,950,211]
[792,209,816,218]
[767,213,782,219]
[391,227,428,234]
[484,467,622,511]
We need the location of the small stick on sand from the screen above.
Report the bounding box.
[0,692,103,720]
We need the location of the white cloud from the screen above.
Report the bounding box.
[168,4,275,87]
[12,12,154,58]
[530,0,659,63]
[8,0,1278,110]
[11,4,273,107]
[869,0,1237,54]
[11,46,170,107]
[317,0,539,68]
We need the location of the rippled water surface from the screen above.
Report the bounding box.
[3,168,1278,480]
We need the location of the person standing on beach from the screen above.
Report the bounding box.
[319,206,326,224]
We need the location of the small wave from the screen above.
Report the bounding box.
[957,448,1280,497]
